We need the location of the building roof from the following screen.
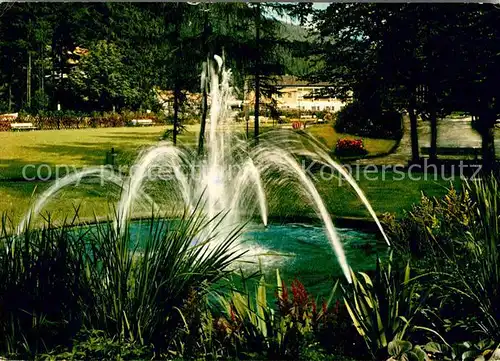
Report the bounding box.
[277,75,331,87]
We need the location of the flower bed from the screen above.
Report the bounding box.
[334,138,368,157]
[0,120,11,131]
[0,111,163,131]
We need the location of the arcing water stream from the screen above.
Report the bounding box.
[18,55,390,282]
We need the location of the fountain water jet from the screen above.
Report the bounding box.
[254,149,352,282]
[17,167,154,235]
[116,144,192,231]
[18,55,390,282]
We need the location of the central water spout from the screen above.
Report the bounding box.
[18,54,391,283]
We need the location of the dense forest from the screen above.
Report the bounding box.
[0,2,315,114]
[1,3,500,168]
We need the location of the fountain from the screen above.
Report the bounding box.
[19,55,390,283]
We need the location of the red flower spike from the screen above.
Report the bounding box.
[311,296,317,315]
[230,304,237,323]
[334,300,340,314]
[291,279,309,307]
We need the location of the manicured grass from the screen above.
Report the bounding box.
[0,124,450,226]
[0,126,193,180]
[267,170,460,220]
[0,170,460,227]
[0,124,394,180]
[0,124,275,180]
[306,124,397,156]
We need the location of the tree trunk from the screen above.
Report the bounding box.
[244,76,249,139]
[478,110,496,173]
[408,92,420,163]
[428,90,438,161]
[198,61,208,155]
[429,111,438,162]
[27,51,32,109]
[254,3,261,142]
[481,127,495,173]
[8,81,12,112]
[41,44,45,93]
[173,83,180,146]
[198,7,210,155]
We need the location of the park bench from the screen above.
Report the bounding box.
[421,146,481,159]
[11,122,37,131]
[131,119,154,126]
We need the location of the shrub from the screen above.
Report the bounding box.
[213,271,360,360]
[384,176,500,347]
[342,255,430,360]
[444,177,500,340]
[0,120,10,131]
[81,210,243,352]
[382,186,473,257]
[334,101,403,140]
[335,138,368,157]
[40,330,153,360]
[0,110,164,131]
[0,216,89,357]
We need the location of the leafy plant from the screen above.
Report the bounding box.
[0,204,244,357]
[343,254,431,359]
[387,339,428,361]
[39,329,153,361]
[382,186,472,257]
[82,208,244,351]
[439,177,500,340]
[334,101,403,140]
[214,270,345,360]
[0,213,89,356]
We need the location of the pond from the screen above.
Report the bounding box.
[127,220,387,298]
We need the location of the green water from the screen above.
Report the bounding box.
[239,223,386,297]
[128,220,387,298]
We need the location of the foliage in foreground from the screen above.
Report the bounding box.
[0,209,243,358]
[7,176,500,360]
[343,254,431,359]
[211,271,362,360]
[368,176,500,361]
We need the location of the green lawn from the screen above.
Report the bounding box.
[0,126,191,180]
[306,124,397,156]
[267,170,460,220]
[0,125,456,226]
[0,170,460,227]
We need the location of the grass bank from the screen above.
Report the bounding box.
[0,124,396,180]
[306,124,397,156]
[0,124,432,226]
[0,171,460,227]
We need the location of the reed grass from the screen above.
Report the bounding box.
[0,205,244,357]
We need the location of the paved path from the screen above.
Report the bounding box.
[356,117,500,165]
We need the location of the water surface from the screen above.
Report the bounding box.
[127,220,385,298]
